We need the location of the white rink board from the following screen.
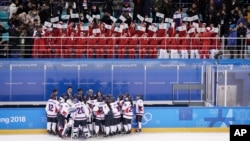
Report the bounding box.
[0,133,229,141]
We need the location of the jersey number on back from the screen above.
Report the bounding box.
[49,104,54,112]
[77,107,84,114]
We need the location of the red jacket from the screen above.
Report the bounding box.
[199,31,212,48]
[117,37,128,49]
[139,38,149,49]
[159,37,171,50]
[75,37,87,49]
[65,36,76,49]
[180,37,190,50]
[157,29,166,37]
[97,37,107,49]
[191,37,201,50]
[170,37,181,50]
[149,38,159,49]
[129,38,138,49]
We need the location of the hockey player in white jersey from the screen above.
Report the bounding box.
[117,94,124,133]
[110,96,120,135]
[135,94,144,133]
[92,97,105,137]
[122,95,133,134]
[45,93,59,135]
[57,97,76,138]
[102,96,114,137]
[71,97,90,139]
[86,95,96,136]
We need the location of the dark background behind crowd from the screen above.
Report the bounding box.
[0,0,250,58]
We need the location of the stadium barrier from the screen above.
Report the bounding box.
[0,36,249,59]
[0,107,249,134]
[0,59,250,106]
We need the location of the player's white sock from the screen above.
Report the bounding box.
[105,126,110,135]
[128,124,131,131]
[102,125,105,132]
[117,124,121,131]
[47,122,51,131]
[138,122,142,129]
[62,125,68,136]
[114,125,117,132]
[111,125,115,133]
[124,125,128,132]
[88,123,93,133]
[94,125,99,135]
[52,122,57,133]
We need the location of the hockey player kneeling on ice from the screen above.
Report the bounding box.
[122,95,133,134]
[45,93,59,135]
[135,94,144,133]
[71,97,90,139]
[57,97,76,138]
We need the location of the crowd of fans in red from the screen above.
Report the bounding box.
[0,0,249,59]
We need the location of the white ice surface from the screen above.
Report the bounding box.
[0,133,229,141]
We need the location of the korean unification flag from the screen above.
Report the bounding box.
[145,18,153,23]
[182,17,192,22]
[120,23,128,29]
[53,24,62,29]
[110,16,117,23]
[105,24,112,30]
[187,27,195,33]
[197,28,206,32]
[61,15,70,20]
[212,27,219,33]
[137,26,146,32]
[81,26,89,31]
[156,12,164,19]
[86,14,93,22]
[44,21,52,27]
[177,25,187,31]
[148,25,157,32]
[62,24,68,29]
[93,14,101,19]
[165,18,173,23]
[192,22,199,29]
[50,17,59,23]
[137,14,144,22]
[71,13,79,19]
[93,28,101,34]
[114,27,122,33]
[191,15,199,21]
[173,13,181,19]
[159,23,167,29]
[119,15,127,22]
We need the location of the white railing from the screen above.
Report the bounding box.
[0,36,249,59]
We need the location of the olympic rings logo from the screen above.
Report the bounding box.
[45,63,54,68]
[145,63,153,68]
[95,63,104,69]
[132,112,153,125]
[192,63,202,69]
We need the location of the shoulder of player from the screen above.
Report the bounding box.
[47,99,58,104]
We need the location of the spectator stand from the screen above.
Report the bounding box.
[0,0,250,59]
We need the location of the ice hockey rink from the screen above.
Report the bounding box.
[0,132,229,141]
